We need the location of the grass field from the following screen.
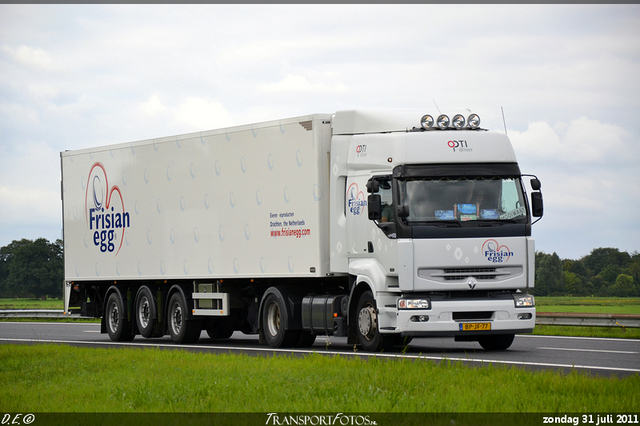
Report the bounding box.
[535,297,640,314]
[0,297,64,309]
[0,344,637,413]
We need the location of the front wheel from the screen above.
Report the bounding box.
[355,291,392,352]
[478,334,515,351]
[167,292,201,344]
[105,292,134,342]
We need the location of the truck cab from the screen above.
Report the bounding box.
[329,110,543,351]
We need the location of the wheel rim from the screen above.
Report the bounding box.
[171,302,183,335]
[108,301,120,334]
[358,304,377,341]
[266,302,281,337]
[138,296,150,329]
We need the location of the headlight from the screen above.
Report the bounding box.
[436,114,450,129]
[514,295,534,308]
[421,114,434,129]
[468,114,481,129]
[398,298,431,309]
[452,114,466,129]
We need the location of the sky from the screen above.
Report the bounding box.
[0,4,639,261]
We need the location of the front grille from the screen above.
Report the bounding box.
[442,268,497,281]
[418,265,523,283]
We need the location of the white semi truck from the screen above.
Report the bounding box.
[62,109,543,351]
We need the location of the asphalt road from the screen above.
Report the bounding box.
[1,321,639,378]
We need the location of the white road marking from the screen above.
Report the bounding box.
[538,347,637,354]
[520,334,639,343]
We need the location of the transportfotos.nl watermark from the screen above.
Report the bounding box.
[265,413,376,426]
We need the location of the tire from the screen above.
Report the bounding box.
[105,292,135,342]
[478,334,515,351]
[355,291,392,352]
[167,292,201,344]
[262,293,297,348]
[206,317,234,340]
[295,331,317,348]
[135,286,164,338]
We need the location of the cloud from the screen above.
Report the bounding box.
[135,95,235,133]
[138,94,169,117]
[0,4,638,259]
[509,116,640,258]
[0,185,59,225]
[173,97,236,130]
[258,74,347,94]
[1,44,60,71]
[511,117,637,168]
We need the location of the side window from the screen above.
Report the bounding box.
[379,179,394,223]
[370,176,396,239]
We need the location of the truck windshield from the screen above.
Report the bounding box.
[398,177,527,223]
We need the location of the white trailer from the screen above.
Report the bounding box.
[62,109,543,351]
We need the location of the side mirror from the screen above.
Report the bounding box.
[531,192,543,218]
[530,178,541,191]
[367,194,381,220]
[366,180,380,194]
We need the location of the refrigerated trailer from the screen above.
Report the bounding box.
[62,109,543,351]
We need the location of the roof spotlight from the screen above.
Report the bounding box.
[421,114,434,129]
[452,114,466,130]
[468,114,481,130]
[436,114,450,129]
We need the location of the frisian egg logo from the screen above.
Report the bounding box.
[482,239,514,263]
[85,162,130,255]
[347,182,367,215]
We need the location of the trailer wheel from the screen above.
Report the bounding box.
[478,334,515,351]
[262,293,297,347]
[105,292,134,342]
[135,286,164,338]
[168,292,201,344]
[355,291,392,352]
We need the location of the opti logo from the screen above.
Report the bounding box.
[85,162,130,255]
[355,144,367,157]
[347,182,367,215]
[482,239,514,263]
[448,140,471,152]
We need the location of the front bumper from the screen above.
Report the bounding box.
[378,295,535,336]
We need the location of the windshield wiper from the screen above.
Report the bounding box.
[479,219,520,226]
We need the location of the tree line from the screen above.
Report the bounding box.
[535,248,640,297]
[0,238,63,300]
[0,238,638,300]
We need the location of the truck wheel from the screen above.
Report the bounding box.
[168,292,201,344]
[135,286,164,338]
[478,334,515,351]
[295,331,317,348]
[262,293,297,347]
[356,291,391,352]
[105,292,134,342]
[206,317,234,340]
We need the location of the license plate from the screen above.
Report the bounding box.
[460,322,491,331]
